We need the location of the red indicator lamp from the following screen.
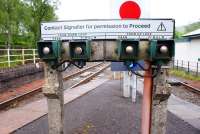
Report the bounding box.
[119,1,141,19]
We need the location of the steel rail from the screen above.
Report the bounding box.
[178,81,200,95]
[168,80,200,95]
[0,62,108,109]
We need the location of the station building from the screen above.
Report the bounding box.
[175,29,200,62]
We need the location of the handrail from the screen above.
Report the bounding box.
[0,49,38,68]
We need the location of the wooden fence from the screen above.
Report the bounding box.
[0,49,39,68]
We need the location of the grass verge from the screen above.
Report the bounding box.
[169,69,200,81]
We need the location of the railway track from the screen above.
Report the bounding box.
[0,62,110,109]
[169,80,200,95]
[178,81,200,95]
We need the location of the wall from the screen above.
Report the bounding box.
[189,38,200,61]
[175,38,200,62]
[0,64,44,92]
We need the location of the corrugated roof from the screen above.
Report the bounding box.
[183,28,200,37]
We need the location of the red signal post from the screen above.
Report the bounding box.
[119,1,152,134]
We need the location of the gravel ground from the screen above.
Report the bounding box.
[63,63,107,88]
[170,76,200,106]
[13,79,200,134]
[171,85,200,106]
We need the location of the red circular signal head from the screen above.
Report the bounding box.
[119,1,141,19]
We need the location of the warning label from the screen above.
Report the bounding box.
[157,22,166,31]
[41,19,174,40]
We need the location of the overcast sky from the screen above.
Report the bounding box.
[56,0,200,27]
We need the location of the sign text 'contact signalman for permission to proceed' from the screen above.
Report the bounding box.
[41,19,175,40]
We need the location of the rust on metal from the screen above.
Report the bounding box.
[141,61,153,134]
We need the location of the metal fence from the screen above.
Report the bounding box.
[0,49,39,68]
[172,60,200,76]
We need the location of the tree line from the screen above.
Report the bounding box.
[176,21,200,39]
[0,0,58,48]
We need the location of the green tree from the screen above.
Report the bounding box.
[0,0,58,48]
[0,0,22,48]
[175,31,184,39]
[25,0,58,47]
[184,21,200,33]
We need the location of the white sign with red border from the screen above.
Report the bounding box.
[40,19,174,40]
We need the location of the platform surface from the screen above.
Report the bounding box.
[0,77,108,134]
[11,80,200,134]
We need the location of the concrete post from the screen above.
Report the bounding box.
[113,72,122,80]
[131,74,137,102]
[123,71,132,98]
[113,72,117,80]
[43,64,64,134]
[123,71,131,97]
[151,67,171,134]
